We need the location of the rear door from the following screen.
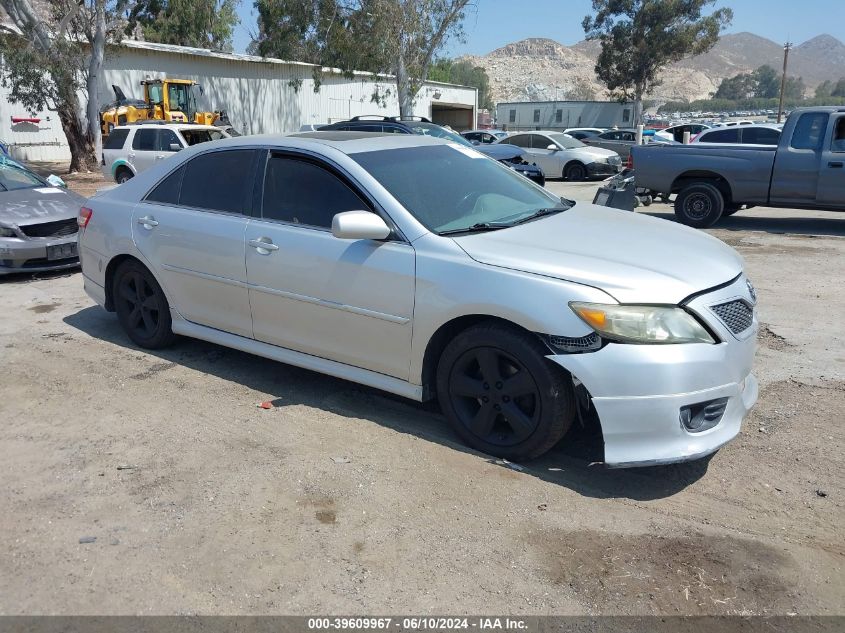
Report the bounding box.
[131,149,259,338]
[818,114,845,206]
[770,112,828,205]
[129,128,160,174]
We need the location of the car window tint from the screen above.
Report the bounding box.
[741,127,780,145]
[464,133,479,141]
[790,113,828,151]
[507,135,531,148]
[383,125,407,134]
[261,156,368,228]
[146,165,185,204]
[132,129,157,151]
[832,118,845,152]
[180,129,218,146]
[158,129,181,152]
[104,129,130,150]
[702,129,740,143]
[179,150,255,213]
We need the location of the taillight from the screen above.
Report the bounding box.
[625,154,634,170]
[78,207,93,228]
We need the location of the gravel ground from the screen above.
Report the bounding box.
[1,170,843,615]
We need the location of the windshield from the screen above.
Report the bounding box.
[547,133,586,149]
[351,144,565,233]
[0,160,45,191]
[406,122,473,146]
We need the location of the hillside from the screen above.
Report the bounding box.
[466,32,845,104]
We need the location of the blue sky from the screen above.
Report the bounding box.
[233,0,845,57]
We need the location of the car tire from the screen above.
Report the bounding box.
[564,162,587,182]
[116,169,133,184]
[436,322,575,461]
[113,260,176,349]
[674,183,724,228]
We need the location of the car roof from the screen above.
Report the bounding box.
[235,131,454,155]
[114,123,224,132]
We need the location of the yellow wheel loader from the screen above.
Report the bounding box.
[100,78,233,136]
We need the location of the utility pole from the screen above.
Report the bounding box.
[777,42,792,124]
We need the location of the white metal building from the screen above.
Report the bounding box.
[0,40,478,162]
[496,100,632,132]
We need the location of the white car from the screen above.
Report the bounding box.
[497,130,621,181]
[78,133,757,467]
[691,124,782,146]
[654,123,711,143]
[101,123,230,184]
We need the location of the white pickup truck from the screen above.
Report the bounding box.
[631,107,845,228]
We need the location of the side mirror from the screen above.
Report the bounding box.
[331,210,391,240]
[546,144,558,151]
[46,174,66,188]
[169,143,182,151]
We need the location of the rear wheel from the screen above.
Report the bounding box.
[436,323,574,461]
[564,162,587,182]
[113,260,176,349]
[674,183,724,228]
[116,168,133,184]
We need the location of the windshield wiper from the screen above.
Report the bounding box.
[509,206,570,226]
[437,222,511,236]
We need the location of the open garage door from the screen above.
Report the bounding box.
[431,103,474,131]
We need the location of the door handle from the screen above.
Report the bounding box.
[829,161,843,168]
[137,216,158,228]
[249,238,279,254]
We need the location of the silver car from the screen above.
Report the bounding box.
[79,133,758,467]
[497,130,622,181]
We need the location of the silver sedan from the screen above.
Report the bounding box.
[79,133,758,467]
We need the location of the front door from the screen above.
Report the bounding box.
[770,112,828,205]
[131,148,259,338]
[245,153,415,380]
[818,114,845,206]
[525,134,560,174]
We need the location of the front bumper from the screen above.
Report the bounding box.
[587,161,623,177]
[0,234,80,275]
[549,274,758,467]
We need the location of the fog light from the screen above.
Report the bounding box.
[680,397,729,433]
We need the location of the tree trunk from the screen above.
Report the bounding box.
[396,54,414,118]
[85,0,107,155]
[57,89,97,173]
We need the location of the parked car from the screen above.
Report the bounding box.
[691,124,782,146]
[79,133,758,467]
[320,116,545,186]
[654,123,711,143]
[462,129,509,144]
[101,122,230,184]
[0,157,86,275]
[562,127,606,141]
[498,130,621,180]
[582,129,661,160]
[632,107,845,227]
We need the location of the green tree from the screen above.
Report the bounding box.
[783,75,805,100]
[753,64,779,98]
[582,0,732,125]
[815,80,833,99]
[254,0,471,118]
[833,79,845,98]
[127,0,238,51]
[714,73,754,100]
[429,58,493,110]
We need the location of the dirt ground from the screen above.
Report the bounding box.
[0,170,843,616]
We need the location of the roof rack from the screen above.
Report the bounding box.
[387,116,431,123]
[350,115,392,122]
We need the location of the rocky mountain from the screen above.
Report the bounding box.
[466,32,845,105]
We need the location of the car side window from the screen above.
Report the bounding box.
[383,125,407,134]
[790,113,828,151]
[132,129,157,151]
[158,129,181,152]
[261,155,369,229]
[464,132,479,141]
[507,135,531,148]
[146,165,185,205]
[702,129,740,143]
[831,118,845,153]
[741,127,780,145]
[104,129,130,150]
[179,150,256,214]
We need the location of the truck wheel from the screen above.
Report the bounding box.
[675,183,724,228]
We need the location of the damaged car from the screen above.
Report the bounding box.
[79,134,758,467]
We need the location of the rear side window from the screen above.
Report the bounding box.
[507,135,531,148]
[132,129,157,151]
[158,129,181,152]
[104,129,130,150]
[146,165,185,204]
[179,150,256,214]
[832,118,845,152]
[741,127,780,145]
[701,129,740,143]
[790,113,828,151]
[261,156,368,229]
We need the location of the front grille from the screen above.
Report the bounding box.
[711,299,754,334]
[20,218,78,238]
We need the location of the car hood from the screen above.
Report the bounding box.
[450,204,743,304]
[571,146,618,161]
[0,187,87,226]
[476,144,524,161]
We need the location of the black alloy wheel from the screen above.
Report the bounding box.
[113,260,175,349]
[564,162,587,182]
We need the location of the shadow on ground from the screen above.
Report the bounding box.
[64,304,712,502]
[640,208,845,238]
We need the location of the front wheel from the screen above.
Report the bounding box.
[113,260,176,349]
[436,323,575,461]
[564,162,587,182]
[674,183,724,228]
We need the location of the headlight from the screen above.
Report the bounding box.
[0,225,16,238]
[569,302,715,344]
